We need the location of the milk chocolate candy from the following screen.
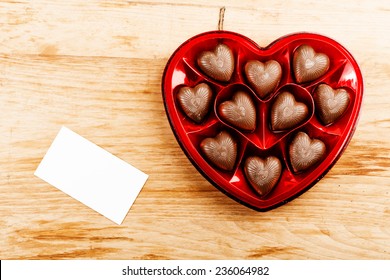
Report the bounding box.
[289,132,326,172]
[177,83,213,123]
[271,91,308,131]
[293,45,329,83]
[244,156,282,197]
[218,91,256,131]
[197,44,234,82]
[313,84,350,125]
[200,131,237,171]
[245,60,282,99]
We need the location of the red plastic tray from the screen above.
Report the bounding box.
[161,31,363,210]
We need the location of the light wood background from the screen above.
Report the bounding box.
[1,0,389,259]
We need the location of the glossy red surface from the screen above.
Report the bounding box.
[161,31,363,210]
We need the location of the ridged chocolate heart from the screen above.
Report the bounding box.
[245,60,282,99]
[177,83,213,123]
[218,91,256,131]
[293,45,330,83]
[289,132,326,173]
[197,44,234,82]
[244,156,282,197]
[200,131,237,171]
[271,91,308,131]
[313,84,350,125]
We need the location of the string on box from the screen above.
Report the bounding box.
[218,7,226,31]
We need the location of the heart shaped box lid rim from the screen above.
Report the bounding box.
[161,30,363,211]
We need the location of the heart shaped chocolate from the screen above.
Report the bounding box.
[289,132,326,173]
[313,84,350,125]
[271,91,308,131]
[197,44,234,82]
[177,83,213,123]
[218,91,256,131]
[244,156,282,197]
[293,45,330,83]
[162,31,363,211]
[200,131,237,171]
[245,60,282,99]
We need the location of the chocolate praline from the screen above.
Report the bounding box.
[200,131,237,171]
[218,91,256,131]
[197,43,234,82]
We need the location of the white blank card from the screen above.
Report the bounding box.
[34,126,148,224]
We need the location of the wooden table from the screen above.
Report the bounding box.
[1,0,389,260]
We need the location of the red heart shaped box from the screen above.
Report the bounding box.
[162,31,363,211]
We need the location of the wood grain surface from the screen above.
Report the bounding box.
[1,0,390,259]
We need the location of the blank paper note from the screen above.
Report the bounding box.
[34,126,149,225]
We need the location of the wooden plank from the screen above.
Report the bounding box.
[0,0,390,259]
